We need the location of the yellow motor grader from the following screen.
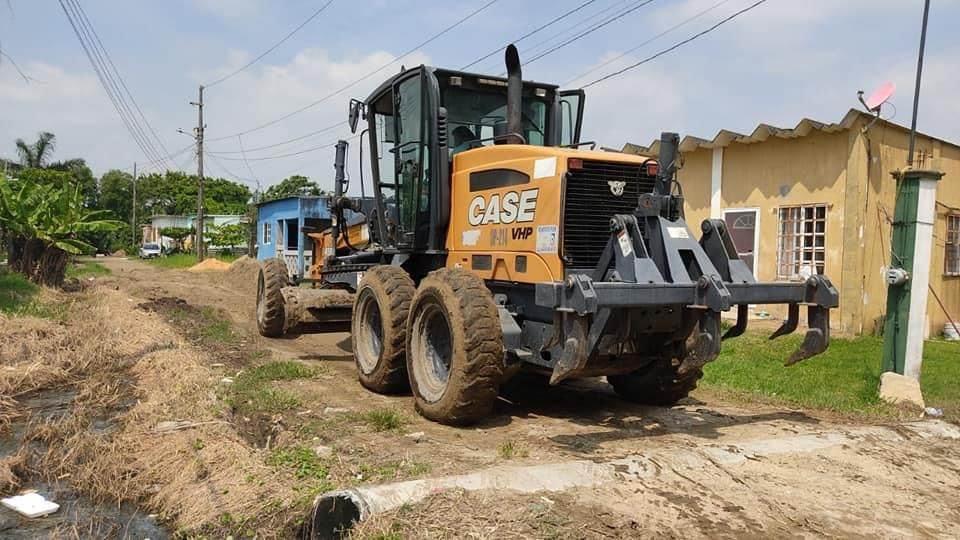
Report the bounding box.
[256,45,838,425]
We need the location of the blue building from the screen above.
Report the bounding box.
[256,196,333,279]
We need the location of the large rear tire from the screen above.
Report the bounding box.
[351,266,415,394]
[607,358,702,406]
[257,258,289,337]
[406,268,503,426]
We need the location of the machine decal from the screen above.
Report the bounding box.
[533,157,557,179]
[512,226,533,240]
[536,225,558,253]
[608,180,626,196]
[461,229,481,246]
[667,226,690,239]
[617,229,633,257]
[467,188,539,226]
[491,228,508,246]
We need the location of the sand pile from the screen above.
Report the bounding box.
[222,255,261,294]
[111,249,127,257]
[187,258,231,272]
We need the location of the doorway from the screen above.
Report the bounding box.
[723,208,759,276]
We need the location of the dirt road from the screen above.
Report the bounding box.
[97,256,960,538]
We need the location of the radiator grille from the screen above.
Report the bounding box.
[563,160,656,271]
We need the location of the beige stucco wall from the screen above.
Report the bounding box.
[676,116,960,337]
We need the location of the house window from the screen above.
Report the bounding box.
[946,214,960,276]
[777,205,826,280]
[262,222,272,245]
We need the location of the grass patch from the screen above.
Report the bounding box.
[147,252,239,269]
[356,460,431,482]
[0,270,66,319]
[358,408,407,432]
[66,260,110,279]
[497,440,529,459]
[0,270,38,314]
[225,361,319,415]
[198,306,234,343]
[267,446,329,480]
[702,331,960,418]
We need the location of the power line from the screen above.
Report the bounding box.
[564,0,734,86]
[476,0,633,74]
[207,0,501,142]
[206,120,346,154]
[204,0,335,88]
[69,0,173,162]
[210,138,343,161]
[582,0,770,88]
[525,0,657,66]
[59,0,173,170]
[237,135,260,191]
[459,0,598,70]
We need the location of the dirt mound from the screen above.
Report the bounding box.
[111,249,127,257]
[187,258,231,272]
[223,255,261,294]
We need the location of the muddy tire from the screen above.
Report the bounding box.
[257,258,289,337]
[607,359,702,406]
[352,266,415,393]
[407,268,503,425]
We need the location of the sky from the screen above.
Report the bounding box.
[1,0,958,195]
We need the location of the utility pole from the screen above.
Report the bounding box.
[190,85,206,260]
[881,0,941,381]
[131,162,137,246]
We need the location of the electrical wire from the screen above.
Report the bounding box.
[204,0,335,88]
[564,0,734,86]
[210,138,343,161]
[524,0,657,66]
[582,0,770,88]
[206,121,346,154]
[237,135,260,190]
[459,0,598,70]
[207,0,501,142]
[59,0,173,170]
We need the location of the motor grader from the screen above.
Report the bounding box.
[256,45,838,425]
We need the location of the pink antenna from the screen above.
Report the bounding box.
[864,82,895,111]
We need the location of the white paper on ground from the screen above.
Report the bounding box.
[1,492,60,518]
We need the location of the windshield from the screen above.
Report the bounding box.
[143,244,159,250]
[442,87,549,150]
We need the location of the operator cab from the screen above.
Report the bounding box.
[354,65,586,253]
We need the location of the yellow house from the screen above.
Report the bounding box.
[623,109,960,337]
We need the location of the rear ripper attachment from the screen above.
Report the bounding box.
[532,133,839,384]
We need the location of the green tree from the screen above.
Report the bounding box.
[137,171,251,216]
[207,223,247,254]
[98,169,134,224]
[15,131,56,168]
[262,175,325,202]
[49,158,98,207]
[0,173,120,286]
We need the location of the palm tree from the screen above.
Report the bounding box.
[15,131,56,168]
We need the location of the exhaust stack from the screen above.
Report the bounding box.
[504,44,523,144]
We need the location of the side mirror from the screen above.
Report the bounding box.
[348,99,363,134]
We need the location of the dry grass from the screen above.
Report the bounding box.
[0,287,312,537]
[350,489,640,539]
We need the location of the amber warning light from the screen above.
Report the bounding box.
[644,160,659,177]
[567,158,583,170]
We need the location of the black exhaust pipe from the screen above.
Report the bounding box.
[504,44,523,145]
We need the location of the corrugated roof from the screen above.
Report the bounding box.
[620,109,960,156]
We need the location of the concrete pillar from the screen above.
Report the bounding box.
[710,147,723,219]
[882,168,944,379]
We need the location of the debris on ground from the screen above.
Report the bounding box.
[1,491,60,518]
[187,258,232,272]
[925,407,944,418]
[878,372,925,410]
[111,250,127,257]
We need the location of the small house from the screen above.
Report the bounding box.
[255,196,333,279]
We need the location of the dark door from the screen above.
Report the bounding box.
[724,210,757,274]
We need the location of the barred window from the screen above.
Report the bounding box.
[946,214,960,276]
[777,205,826,280]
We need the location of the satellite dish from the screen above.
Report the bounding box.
[860,82,895,112]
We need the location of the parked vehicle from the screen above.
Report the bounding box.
[139,243,162,259]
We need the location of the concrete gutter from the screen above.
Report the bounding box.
[305,420,960,538]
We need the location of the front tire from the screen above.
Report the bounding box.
[257,258,289,337]
[351,266,415,393]
[406,268,503,425]
[608,358,702,406]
